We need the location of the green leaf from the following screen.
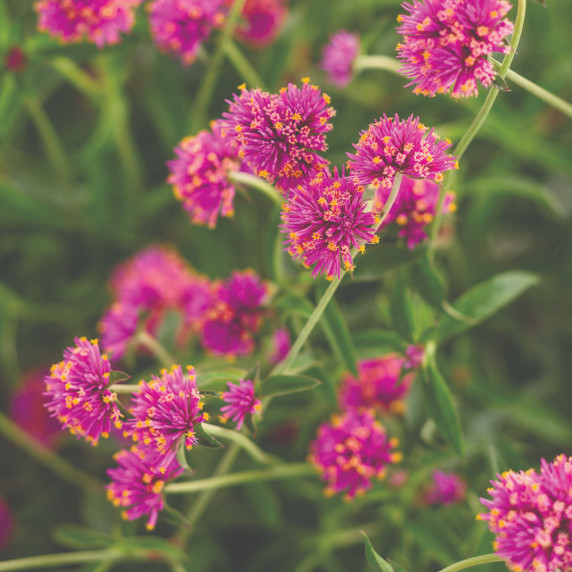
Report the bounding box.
[108,370,131,384]
[262,374,321,397]
[353,329,406,352]
[433,271,540,343]
[53,525,113,550]
[117,535,185,559]
[274,293,314,319]
[196,367,247,389]
[195,423,224,448]
[410,254,446,310]
[422,361,465,456]
[352,245,427,282]
[176,440,193,472]
[390,272,415,342]
[361,531,396,572]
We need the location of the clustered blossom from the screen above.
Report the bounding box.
[281,170,379,280]
[167,121,242,228]
[378,175,456,248]
[148,0,226,65]
[43,337,123,445]
[309,408,401,500]
[479,454,572,572]
[127,365,207,454]
[222,79,335,193]
[425,469,466,506]
[347,114,458,207]
[220,379,261,430]
[396,0,514,99]
[229,0,287,47]
[320,30,360,88]
[270,327,291,364]
[35,0,142,47]
[106,446,183,530]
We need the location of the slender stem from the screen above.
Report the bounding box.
[191,0,247,131]
[229,171,283,207]
[135,330,176,368]
[201,423,274,464]
[109,383,138,394]
[224,39,267,89]
[48,57,101,99]
[166,462,314,494]
[0,413,102,493]
[353,55,402,75]
[376,172,403,227]
[438,554,503,572]
[0,550,121,571]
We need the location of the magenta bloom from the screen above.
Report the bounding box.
[281,170,378,280]
[44,337,123,445]
[425,469,466,505]
[396,0,514,98]
[404,343,425,369]
[270,327,291,364]
[127,365,207,454]
[320,30,359,88]
[479,454,572,572]
[338,353,418,414]
[220,379,261,430]
[106,445,183,530]
[308,409,401,500]
[230,0,287,47]
[222,79,335,193]
[35,0,142,47]
[148,0,226,65]
[167,121,241,228]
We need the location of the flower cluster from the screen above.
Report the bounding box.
[479,454,572,572]
[220,379,261,430]
[167,121,242,228]
[424,469,466,506]
[281,169,379,280]
[148,0,226,65]
[228,0,288,47]
[43,337,123,445]
[396,0,514,98]
[35,0,142,47]
[320,30,359,88]
[222,79,335,193]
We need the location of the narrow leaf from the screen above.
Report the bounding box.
[390,272,415,342]
[262,374,321,397]
[195,423,224,448]
[361,531,396,572]
[353,244,427,282]
[275,293,314,319]
[410,254,446,310]
[53,525,112,550]
[108,371,131,384]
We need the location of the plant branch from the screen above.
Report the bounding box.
[438,554,503,572]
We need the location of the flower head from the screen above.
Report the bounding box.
[478,454,572,572]
[347,114,457,207]
[320,30,359,88]
[220,379,261,430]
[270,327,291,364]
[106,445,183,530]
[35,0,142,47]
[281,169,378,280]
[396,0,514,98]
[167,121,241,228]
[308,409,401,500]
[127,365,207,454]
[222,79,335,193]
[148,0,226,65]
[5,46,27,72]
[425,469,466,505]
[338,353,417,414]
[230,0,287,47]
[44,337,123,445]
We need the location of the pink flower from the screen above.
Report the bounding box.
[396,0,514,98]
[230,0,287,47]
[281,169,379,280]
[425,469,466,505]
[43,337,123,445]
[320,30,359,88]
[148,0,226,65]
[478,454,572,572]
[270,328,291,364]
[106,445,183,530]
[220,379,261,430]
[308,409,401,500]
[35,0,142,48]
[127,365,207,454]
[222,79,335,193]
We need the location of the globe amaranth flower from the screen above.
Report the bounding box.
[148,0,226,65]
[222,78,335,193]
[167,121,242,228]
[127,365,207,454]
[308,408,401,500]
[320,30,359,88]
[424,469,466,506]
[281,169,379,280]
[227,0,287,47]
[347,114,458,210]
[220,379,261,430]
[106,445,183,530]
[270,327,291,364]
[478,454,572,572]
[35,0,142,47]
[377,175,456,248]
[338,352,419,415]
[396,0,514,98]
[44,337,123,445]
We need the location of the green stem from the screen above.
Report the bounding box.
[135,330,176,368]
[201,423,274,464]
[353,55,402,75]
[224,39,267,89]
[438,554,503,572]
[229,171,283,207]
[191,0,247,131]
[166,462,314,494]
[109,383,137,394]
[0,413,102,493]
[48,57,101,99]
[0,550,120,571]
